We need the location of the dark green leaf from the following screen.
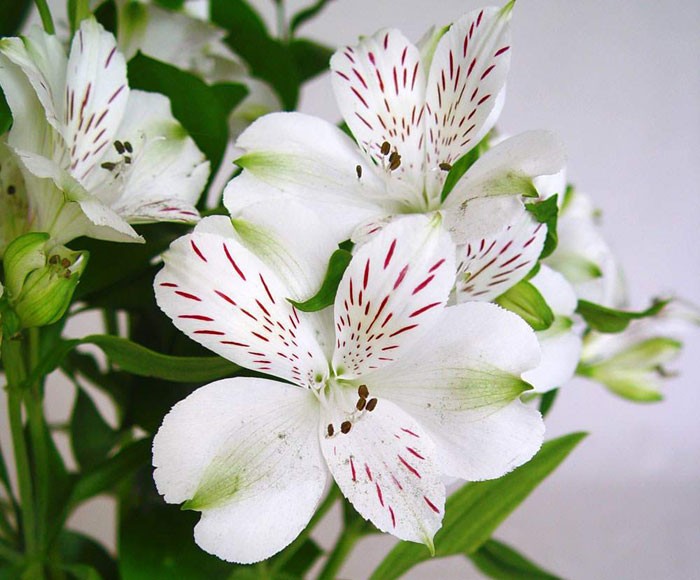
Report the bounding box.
[525,194,558,259]
[71,388,120,469]
[211,0,300,109]
[576,299,668,333]
[128,53,243,176]
[93,0,117,34]
[538,388,558,418]
[469,538,561,579]
[495,280,554,331]
[280,539,323,577]
[211,83,249,119]
[289,39,333,83]
[289,249,353,312]
[370,432,587,580]
[84,335,241,382]
[290,0,334,34]
[154,0,185,9]
[440,133,490,202]
[59,530,118,580]
[0,88,11,136]
[70,439,151,505]
[0,0,31,37]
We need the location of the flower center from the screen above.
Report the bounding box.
[319,381,379,439]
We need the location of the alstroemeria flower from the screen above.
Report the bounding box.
[153,211,544,563]
[226,4,563,300]
[0,139,31,257]
[0,18,209,244]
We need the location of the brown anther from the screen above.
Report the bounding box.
[114,140,125,154]
[327,423,334,437]
[48,255,60,265]
[100,162,116,171]
[356,398,366,411]
[388,151,401,171]
[7,185,15,195]
[358,384,369,399]
[124,156,132,164]
[356,164,362,179]
[439,162,452,171]
[366,398,378,412]
[124,141,133,153]
[63,270,71,279]
[340,421,352,434]
[60,258,71,268]
[380,141,391,156]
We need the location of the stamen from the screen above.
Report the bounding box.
[60,258,71,268]
[124,156,132,165]
[124,141,133,153]
[366,398,378,412]
[356,398,366,411]
[48,255,60,265]
[114,140,125,154]
[327,423,334,437]
[100,162,117,171]
[356,164,362,178]
[388,151,401,171]
[439,162,452,171]
[380,141,391,156]
[358,384,369,399]
[341,421,353,434]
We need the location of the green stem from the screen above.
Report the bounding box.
[0,504,17,544]
[33,0,55,34]
[317,514,364,580]
[0,539,23,564]
[269,486,340,573]
[274,0,287,42]
[69,0,90,34]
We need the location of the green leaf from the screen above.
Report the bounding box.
[70,439,150,505]
[469,538,561,579]
[83,335,241,382]
[211,82,249,119]
[127,53,247,176]
[282,538,323,577]
[210,0,300,109]
[58,530,118,580]
[0,87,11,136]
[494,280,554,331]
[576,299,668,333]
[70,387,119,469]
[288,249,353,312]
[93,0,117,34]
[538,388,558,418]
[0,0,32,37]
[370,432,587,580]
[440,134,490,202]
[289,39,333,83]
[290,0,334,35]
[154,0,185,9]
[525,194,558,259]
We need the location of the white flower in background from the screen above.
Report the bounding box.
[152,211,544,563]
[226,4,564,296]
[0,18,209,245]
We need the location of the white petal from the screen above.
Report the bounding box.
[332,215,455,378]
[423,6,512,199]
[446,130,566,205]
[89,90,208,223]
[154,226,328,386]
[153,377,328,564]
[453,199,546,302]
[320,393,443,546]
[365,302,544,481]
[331,29,426,194]
[529,265,577,316]
[233,112,384,241]
[523,331,582,392]
[64,19,129,183]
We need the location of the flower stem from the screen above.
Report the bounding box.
[317,514,364,580]
[33,0,55,35]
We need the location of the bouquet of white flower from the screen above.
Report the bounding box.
[0,1,696,578]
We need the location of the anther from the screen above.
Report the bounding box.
[439,162,452,171]
[358,384,369,399]
[388,151,401,171]
[124,141,133,153]
[124,156,132,164]
[327,423,334,437]
[48,255,60,265]
[380,141,391,156]
[340,421,352,434]
[356,398,366,411]
[60,258,71,268]
[63,270,71,279]
[114,140,125,154]
[7,185,15,195]
[356,164,362,179]
[366,398,378,412]
[100,162,116,171]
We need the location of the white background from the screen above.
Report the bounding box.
[6,1,700,578]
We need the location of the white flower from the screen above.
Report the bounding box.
[0,139,31,257]
[0,18,209,245]
[152,210,544,563]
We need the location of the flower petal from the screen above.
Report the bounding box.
[154,222,328,386]
[423,6,512,198]
[332,215,455,378]
[523,331,582,392]
[330,29,426,194]
[64,19,130,183]
[153,377,328,564]
[365,302,544,481]
[453,199,546,302]
[320,394,443,547]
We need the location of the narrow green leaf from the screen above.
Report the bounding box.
[290,0,334,35]
[440,134,490,202]
[525,194,559,259]
[469,538,561,579]
[93,0,117,34]
[538,388,558,418]
[495,280,554,331]
[0,88,11,136]
[0,0,32,37]
[71,387,119,469]
[576,299,668,333]
[83,335,241,382]
[289,39,333,83]
[59,530,118,580]
[282,538,323,577]
[210,82,249,119]
[288,249,353,312]
[154,0,185,8]
[370,432,587,580]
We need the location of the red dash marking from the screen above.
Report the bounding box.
[251,331,270,342]
[477,10,483,26]
[240,308,258,321]
[501,253,522,267]
[391,474,403,490]
[259,274,276,303]
[159,282,177,287]
[350,458,357,482]
[429,258,446,273]
[220,341,249,347]
[351,86,369,108]
[389,506,396,527]
[398,455,421,478]
[92,127,106,144]
[481,64,496,80]
[494,46,510,57]
[412,274,435,295]
[365,463,373,481]
[389,324,418,337]
[376,483,385,506]
[381,345,399,351]
[355,112,373,130]
[384,239,397,269]
[363,259,371,289]
[255,299,270,316]
[175,291,201,302]
[423,496,440,513]
[215,290,236,306]
[105,46,117,68]
[335,70,350,81]
[383,32,389,49]
[108,85,125,104]
[393,265,409,289]
[401,428,420,438]
[190,239,207,262]
[367,296,389,332]
[499,241,513,255]
[406,447,425,460]
[194,329,225,335]
[409,301,441,317]
[179,314,214,321]
[223,243,246,280]
[477,94,491,106]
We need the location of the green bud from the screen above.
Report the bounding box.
[3,232,51,299]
